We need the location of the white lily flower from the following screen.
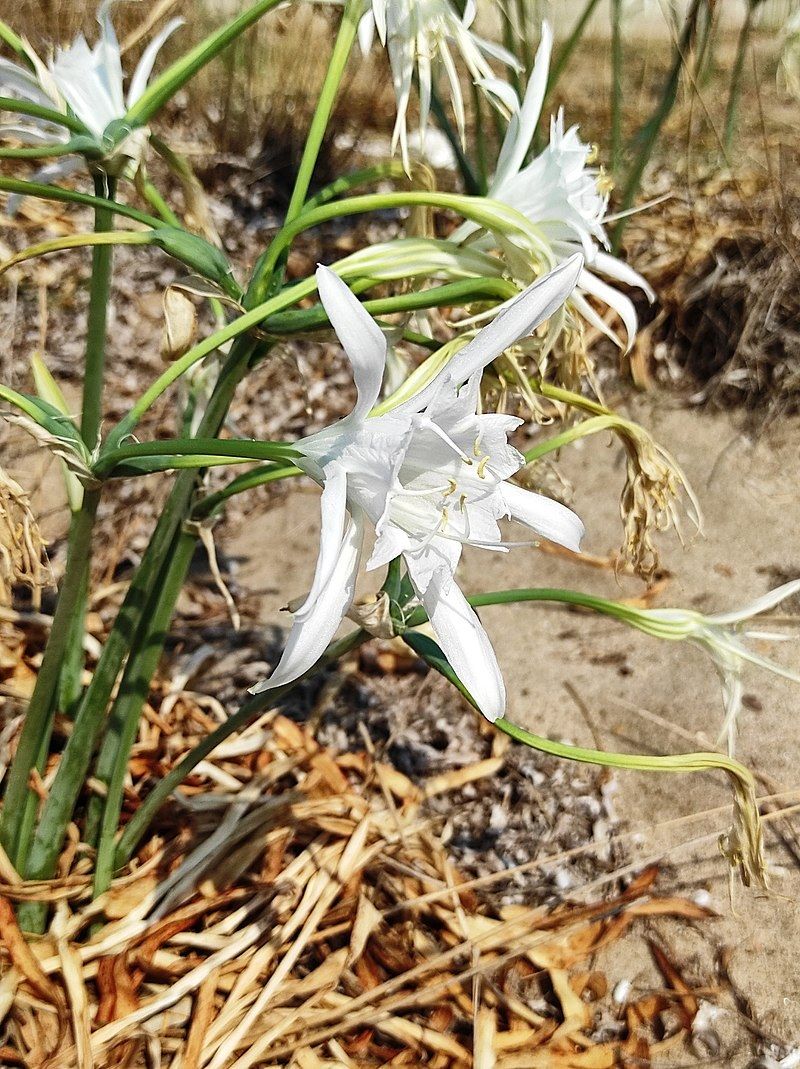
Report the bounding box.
[619,581,800,753]
[251,255,586,721]
[357,0,518,171]
[459,22,654,350]
[0,2,182,178]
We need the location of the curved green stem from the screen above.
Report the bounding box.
[264,277,518,334]
[94,437,299,478]
[0,96,86,134]
[523,415,620,462]
[192,463,303,520]
[302,162,409,212]
[0,231,151,277]
[0,176,160,227]
[256,191,547,287]
[0,139,95,160]
[114,628,368,867]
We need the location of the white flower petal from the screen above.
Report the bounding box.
[316,265,387,421]
[127,17,185,107]
[503,481,584,552]
[709,580,800,626]
[294,465,348,618]
[578,268,639,352]
[592,250,656,302]
[414,565,506,722]
[0,58,56,108]
[357,10,376,54]
[494,21,552,187]
[391,255,582,419]
[249,508,364,695]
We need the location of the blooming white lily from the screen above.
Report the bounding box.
[614,580,800,752]
[251,255,586,721]
[458,22,654,350]
[0,2,182,176]
[356,0,517,171]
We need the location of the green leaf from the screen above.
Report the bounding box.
[122,0,286,127]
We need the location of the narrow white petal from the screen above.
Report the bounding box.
[503,481,584,552]
[357,11,376,54]
[392,255,583,418]
[294,465,348,618]
[578,268,639,352]
[316,265,387,421]
[249,509,363,695]
[127,17,185,106]
[0,58,55,108]
[493,21,552,187]
[7,157,83,216]
[416,568,506,723]
[96,1,125,115]
[592,250,656,301]
[570,290,623,349]
[710,580,800,625]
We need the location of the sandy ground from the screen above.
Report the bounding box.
[228,396,800,1062]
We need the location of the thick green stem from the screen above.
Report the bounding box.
[22,340,260,897]
[114,629,367,868]
[94,437,298,478]
[91,530,197,899]
[0,96,86,133]
[60,174,116,727]
[0,492,100,866]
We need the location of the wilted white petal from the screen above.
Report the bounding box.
[416,564,506,722]
[249,509,364,694]
[502,481,584,552]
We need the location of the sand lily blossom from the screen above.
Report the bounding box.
[0,1,182,175]
[251,256,585,721]
[356,0,517,170]
[458,22,654,350]
[613,580,800,752]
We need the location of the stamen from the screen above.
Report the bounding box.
[477,456,490,479]
[420,417,473,464]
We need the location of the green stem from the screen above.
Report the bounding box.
[263,277,518,334]
[0,492,100,867]
[24,341,261,898]
[284,0,360,224]
[0,177,160,227]
[94,437,298,478]
[192,463,303,520]
[81,176,116,448]
[91,531,196,899]
[0,141,96,160]
[114,629,367,868]
[404,587,641,632]
[302,162,408,212]
[523,415,619,462]
[254,190,544,291]
[107,278,319,448]
[0,96,86,134]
